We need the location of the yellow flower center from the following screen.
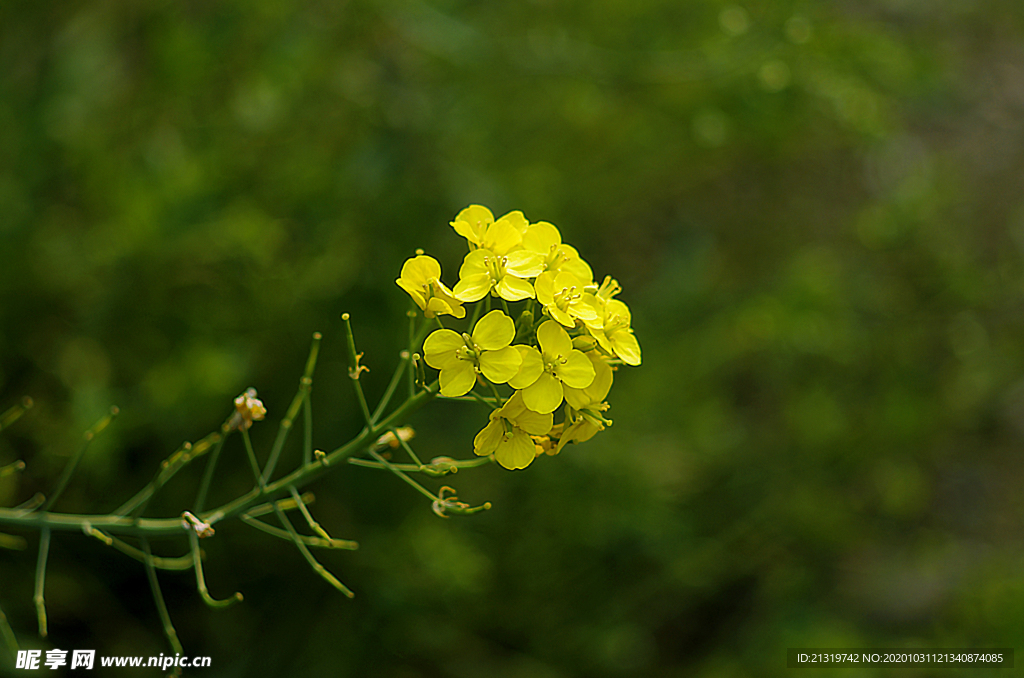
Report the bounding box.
[482,254,508,283]
[456,333,479,361]
[552,284,580,312]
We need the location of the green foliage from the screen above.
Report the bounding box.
[4,0,1024,675]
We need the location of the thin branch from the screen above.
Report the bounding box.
[240,429,265,489]
[0,381,441,538]
[41,407,118,513]
[141,538,184,660]
[0,598,18,656]
[187,531,243,608]
[347,455,492,476]
[0,532,26,550]
[0,396,33,433]
[240,515,357,550]
[262,332,321,483]
[82,525,192,570]
[288,485,331,541]
[273,505,354,597]
[34,527,50,637]
[193,429,230,514]
[0,460,25,480]
[341,314,373,426]
[370,352,409,425]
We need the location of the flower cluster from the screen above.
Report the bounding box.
[396,205,641,470]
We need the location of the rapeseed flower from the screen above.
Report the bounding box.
[423,310,521,396]
[521,220,593,283]
[534,271,598,328]
[395,254,466,319]
[556,352,614,453]
[473,391,553,470]
[453,248,544,302]
[583,276,642,366]
[450,205,528,255]
[509,320,595,414]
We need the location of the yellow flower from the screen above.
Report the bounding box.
[583,277,641,366]
[508,320,596,414]
[521,220,594,283]
[534,271,598,328]
[450,205,529,255]
[562,350,613,410]
[473,391,553,470]
[395,255,466,319]
[423,310,522,396]
[557,352,614,453]
[453,248,544,302]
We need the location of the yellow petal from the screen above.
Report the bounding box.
[548,306,575,328]
[425,297,463,319]
[563,384,591,411]
[396,277,427,310]
[454,274,492,302]
[399,255,441,285]
[479,345,522,384]
[423,329,463,369]
[504,250,545,278]
[611,329,642,366]
[496,275,535,302]
[556,245,593,283]
[473,418,504,456]
[451,205,494,243]
[570,295,598,322]
[606,299,632,326]
[534,271,557,306]
[584,353,613,401]
[555,349,596,389]
[522,372,563,414]
[472,309,515,350]
[484,219,523,255]
[522,221,561,253]
[498,390,528,419]
[439,361,476,397]
[494,429,536,470]
[514,408,553,436]
[508,346,544,389]
[497,210,530,234]
[536,321,572,360]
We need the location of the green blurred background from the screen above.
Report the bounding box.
[3,0,1024,675]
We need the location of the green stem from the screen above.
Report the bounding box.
[289,485,331,541]
[241,429,265,488]
[241,514,357,550]
[113,432,223,518]
[193,431,230,514]
[41,407,118,513]
[34,527,50,637]
[83,525,193,570]
[341,314,373,426]
[0,460,25,480]
[371,354,409,425]
[0,396,33,433]
[188,531,242,608]
[368,449,438,503]
[303,391,313,468]
[348,456,492,474]
[391,428,424,466]
[0,382,439,538]
[0,599,18,656]
[273,505,354,597]
[141,538,184,658]
[263,332,321,483]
